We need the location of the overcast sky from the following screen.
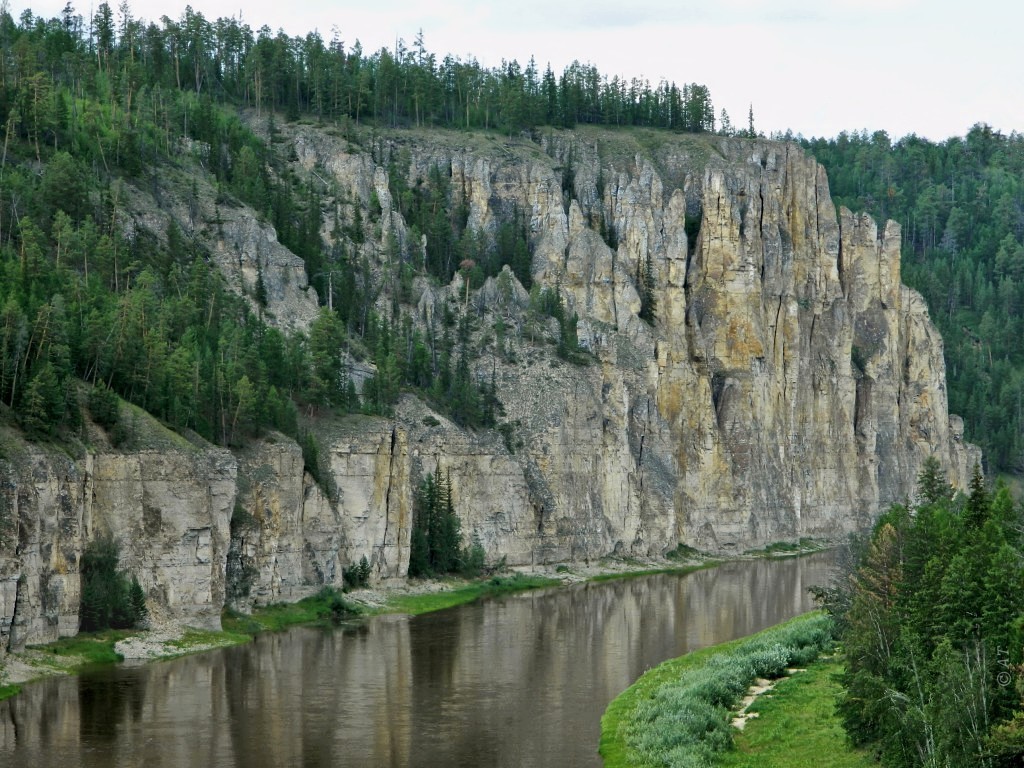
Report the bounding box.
[10,0,1023,141]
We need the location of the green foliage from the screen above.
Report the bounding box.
[460,535,487,578]
[32,630,135,666]
[600,613,835,768]
[718,656,875,768]
[343,555,372,589]
[298,429,322,484]
[829,459,1024,767]
[0,684,22,702]
[665,543,704,561]
[528,284,589,362]
[222,587,362,634]
[321,587,361,623]
[409,467,469,577]
[79,537,147,632]
[88,384,120,431]
[383,574,559,615]
[128,577,148,625]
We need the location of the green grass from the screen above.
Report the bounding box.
[589,561,719,584]
[600,612,835,768]
[716,656,874,768]
[383,574,560,615]
[163,627,252,654]
[222,587,362,634]
[601,634,751,768]
[29,629,136,667]
[0,683,21,701]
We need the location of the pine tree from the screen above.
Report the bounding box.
[915,455,952,506]
[963,463,988,528]
[637,253,657,325]
[128,576,148,626]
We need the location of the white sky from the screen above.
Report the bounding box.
[10,0,1024,141]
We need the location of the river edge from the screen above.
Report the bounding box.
[598,611,838,767]
[0,541,833,700]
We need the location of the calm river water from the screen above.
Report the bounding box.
[0,551,836,767]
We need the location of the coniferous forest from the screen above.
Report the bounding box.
[824,459,1024,766]
[0,2,717,450]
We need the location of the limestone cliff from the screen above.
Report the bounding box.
[292,126,977,557]
[0,127,979,650]
[0,411,410,650]
[228,419,411,609]
[0,420,236,650]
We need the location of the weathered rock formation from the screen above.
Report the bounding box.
[294,127,977,556]
[0,414,411,651]
[0,127,979,652]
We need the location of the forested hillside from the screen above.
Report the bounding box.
[0,2,723,453]
[806,129,1024,473]
[1,2,1018,477]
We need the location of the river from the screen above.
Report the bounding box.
[0,551,836,767]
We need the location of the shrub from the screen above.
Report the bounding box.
[343,555,372,589]
[313,587,361,623]
[460,536,486,577]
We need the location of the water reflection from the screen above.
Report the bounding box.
[0,551,836,767]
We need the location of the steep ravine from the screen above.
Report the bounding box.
[0,128,978,652]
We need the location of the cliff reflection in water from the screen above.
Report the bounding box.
[0,551,836,768]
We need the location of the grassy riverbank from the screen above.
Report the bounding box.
[600,612,835,768]
[0,629,136,702]
[222,587,364,634]
[717,655,873,768]
[382,574,561,614]
[221,573,563,631]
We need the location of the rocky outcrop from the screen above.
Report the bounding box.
[0,128,980,650]
[122,137,321,334]
[0,427,237,651]
[293,126,978,558]
[0,447,82,651]
[228,421,412,609]
[0,413,417,650]
[210,208,321,333]
[84,448,237,629]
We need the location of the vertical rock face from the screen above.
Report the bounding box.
[85,449,237,630]
[0,433,238,651]
[297,127,978,558]
[0,129,981,647]
[226,420,412,610]
[0,449,82,650]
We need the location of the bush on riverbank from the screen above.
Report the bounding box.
[0,683,20,702]
[601,612,835,768]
